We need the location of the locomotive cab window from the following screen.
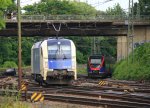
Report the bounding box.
[90,59,101,64]
[48,41,71,59]
[48,45,58,55]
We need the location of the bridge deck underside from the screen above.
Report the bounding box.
[0,21,127,36]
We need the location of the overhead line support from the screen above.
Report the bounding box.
[127,0,134,63]
[17,0,22,89]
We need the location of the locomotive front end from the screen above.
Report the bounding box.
[45,39,76,84]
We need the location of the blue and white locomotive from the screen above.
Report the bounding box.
[31,38,77,84]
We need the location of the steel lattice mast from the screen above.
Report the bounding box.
[127,0,134,63]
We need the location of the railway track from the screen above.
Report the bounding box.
[0,89,150,108]
[27,85,150,102]
[0,75,150,108]
[43,93,150,108]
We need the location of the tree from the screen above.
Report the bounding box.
[133,0,150,16]
[0,0,12,29]
[7,0,17,13]
[23,0,97,15]
[106,3,126,18]
[0,37,18,65]
[0,37,36,67]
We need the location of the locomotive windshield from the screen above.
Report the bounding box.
[48,40,71,59]
[90,59,101,64]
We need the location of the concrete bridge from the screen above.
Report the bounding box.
[0,15,150,60]
[1,15,129,36]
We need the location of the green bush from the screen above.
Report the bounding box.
[113,43,150,81]
[2,61,17,68]
[76,51,86,64]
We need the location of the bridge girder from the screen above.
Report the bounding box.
[0,21,127,37]
[1,20,150,37]
[0,28,127,37]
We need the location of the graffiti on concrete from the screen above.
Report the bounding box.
[134,40,150,48]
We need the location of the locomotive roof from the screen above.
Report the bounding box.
[32,38,72,49]
[47,38,71,41]
[32,41,42,48]
[89,55,103,59]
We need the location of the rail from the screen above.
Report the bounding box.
[5,15,150,22]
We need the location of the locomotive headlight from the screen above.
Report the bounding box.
[58,42,61,44]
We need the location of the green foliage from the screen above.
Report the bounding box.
[6,0,17,13]
[77,64,87,75]
[0,86,29,108]
[0,37,35,67]
[106,3,126,16]
[0,0,12,29]
[99,37,117,57]
[0,18,5,29]
[0,0,12,10]
[23,0,96,15]
[3,61,17,68]
[76,50,85,63]
[113,43,150,81]
[0,37,18,65]
[133,0,150,16]
[22,37,34,65]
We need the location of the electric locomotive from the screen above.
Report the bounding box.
[31,37,77,84]
[87,55,109,77]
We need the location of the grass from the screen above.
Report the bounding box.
[77,64,87,75]
[0,85,29,108]
[0,97,29,108]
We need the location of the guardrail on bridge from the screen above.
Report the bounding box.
[5,15,150,22]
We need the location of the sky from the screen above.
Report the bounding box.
[21,0,139,11]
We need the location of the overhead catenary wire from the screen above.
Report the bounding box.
[52,23,62,37]
[90,0,114,7]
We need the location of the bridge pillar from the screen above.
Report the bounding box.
[117,36,128,61]
[117,27,150,61]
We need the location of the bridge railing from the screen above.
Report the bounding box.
[5,15,150,22]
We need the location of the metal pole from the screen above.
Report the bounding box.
[127,0,130,64]
[127,0,134,63]
[93,37,96,54]
[91,37,92,55]
[131,0,134,63]
[17,0,22,89]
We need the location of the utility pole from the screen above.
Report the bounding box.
[17,0,22,89]
[91,37,96,55]
[127,0,134,63]
[91,37,93,55]
[93,37,96,55]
